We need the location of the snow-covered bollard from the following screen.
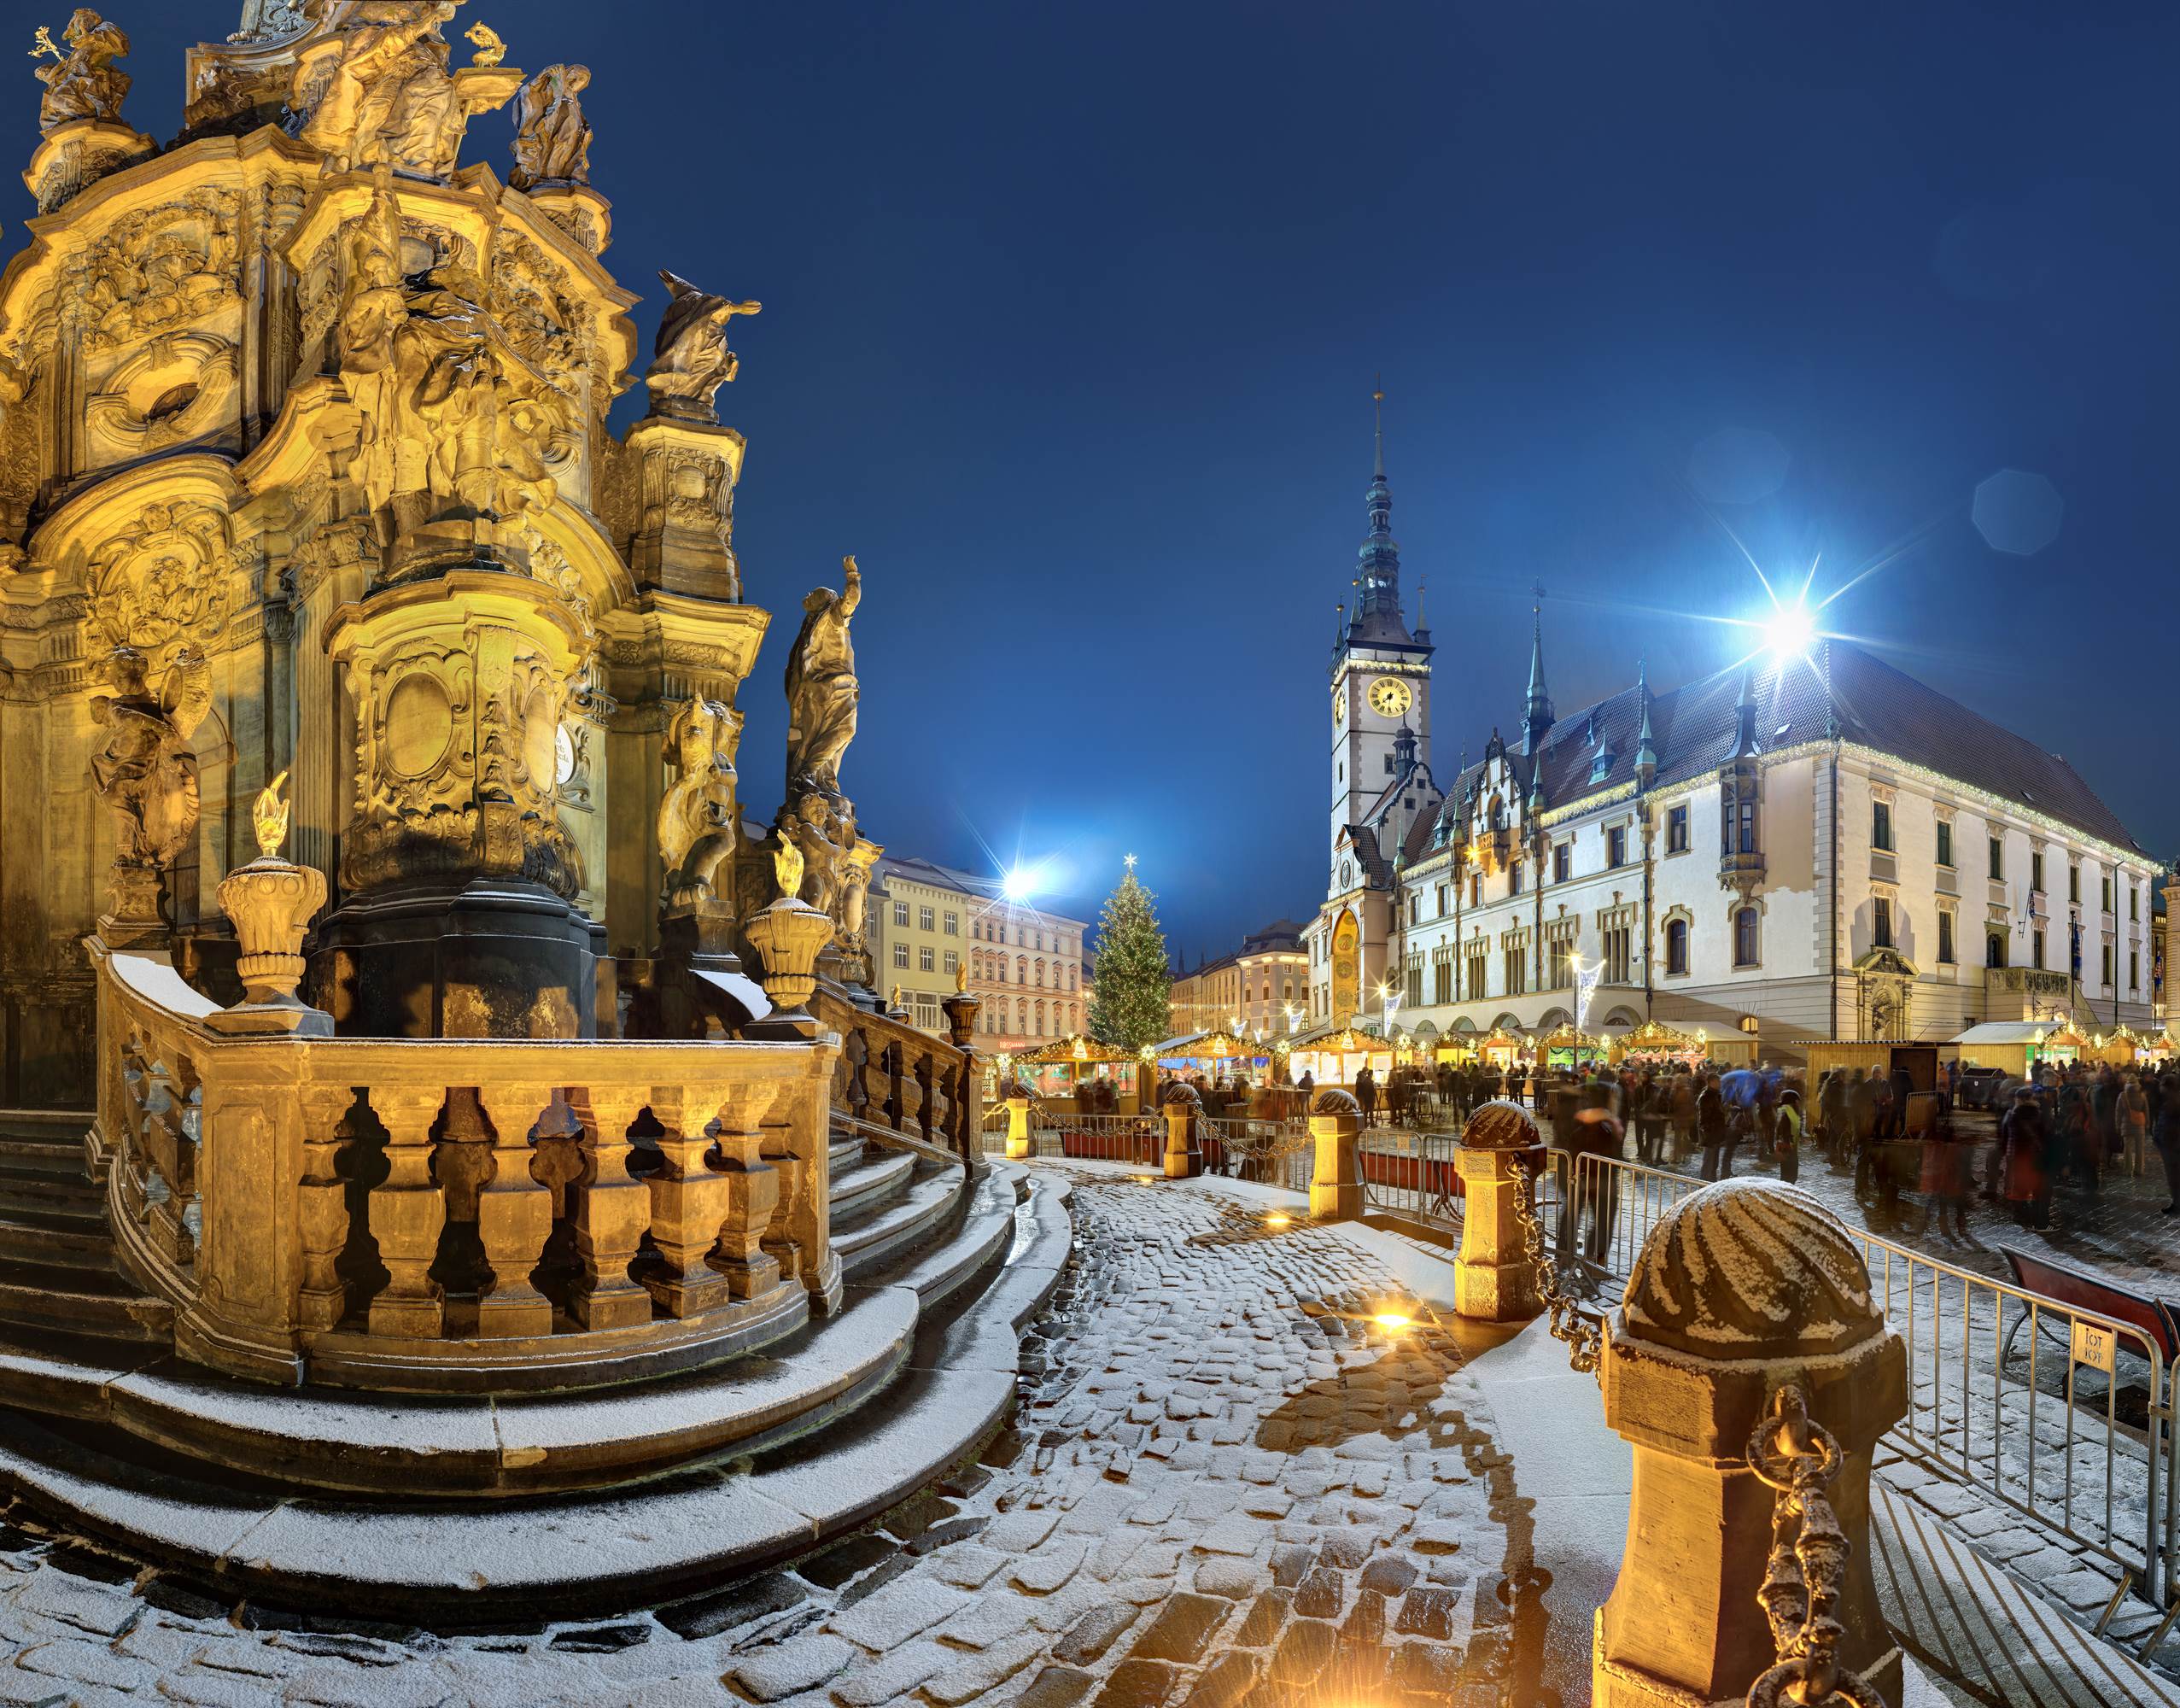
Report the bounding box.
[1005,1093,1032,1161]
[1595,1180,1905,1708]
[1162,1082,1203,1179]
[1308,1088,1362,1220]
[1452,1098,1544,1322]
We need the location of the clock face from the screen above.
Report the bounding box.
[1334,694,1347,728]
[1369,677,1414,719]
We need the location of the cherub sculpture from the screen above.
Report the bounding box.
[32,9,132,133]
[90,645,211,895]
[656,697,740,908]
[644,270,760,423]
[783,555,862,802]
[510,63,590,190]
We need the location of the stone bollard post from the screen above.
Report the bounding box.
[1161,1083,1203,1179]
[1308,1089,1362,1220]
[1594,1180,1906,1708]
[1004,1091,1032,1162]
[1452,1099,1545,1322]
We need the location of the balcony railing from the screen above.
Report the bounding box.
[93,942,841,1393]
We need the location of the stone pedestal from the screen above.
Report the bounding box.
[24,118,152,214]
[1162,1084,1203,1179]
[1452,1099,1545,1323]
[1595,1180,1906,1708]
[623,417,745,600]
[1005,1095,1032,1162]
[1308,1089,1362,1221]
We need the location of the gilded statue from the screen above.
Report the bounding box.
[510,63,590,190]
[784,554,861,801]
[780,790,849,918]
[32,9,132,132]
[292,1,519,177]
[657,697,740,907]
[89,646,212,915]
[462,20,504,67]
[645,271,760,423]
[772,836,804,905]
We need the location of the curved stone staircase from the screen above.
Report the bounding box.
[0,1108,1068,1621]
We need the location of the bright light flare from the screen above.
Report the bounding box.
[1763,602,1816,661]
[1265,1214,1293,1230]
[1372,1313,1414,1332]
[1002,866,1041,904]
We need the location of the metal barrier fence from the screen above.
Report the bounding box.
[978,1110,1313,1188]
[1359,1129,1463,1227]
[1201,1116,1313,1193]
[1558,1149,2178,1606]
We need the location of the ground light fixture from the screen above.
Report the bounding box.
[1265,1213,1294,1230]
[1372,1311,1415,1332]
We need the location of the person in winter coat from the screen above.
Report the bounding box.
[1354,1067,1377,1127]
[1774,1087,1804,1185]
[2002,1087,2052,1231]
[1698,1073,1731,1180]
[2121,1074,2150,1179]
[1818,1070,1848,1169]
[1569,1084,1625,1261]
[2154,1078,2180,1216]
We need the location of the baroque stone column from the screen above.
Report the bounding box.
[315,570,600,1038]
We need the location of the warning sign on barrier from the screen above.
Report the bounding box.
[2070,1320,2118,1374]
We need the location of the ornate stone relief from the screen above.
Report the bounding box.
[657,697,739,908]
[89,643,212,931]
[85,500,238,664]
[85,332,241,462]
[79,192,243,354]
[232,0,321,43]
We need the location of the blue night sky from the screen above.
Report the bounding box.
[17,2,2177,959]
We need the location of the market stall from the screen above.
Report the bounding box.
[1538,1022,1605,1072]
[1014,1035,1148,1114]
[1949,1021,2088,1078]
[1287,1023,1390,1091]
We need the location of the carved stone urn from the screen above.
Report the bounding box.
[207,774,331,1038]
[745,843,835,1032]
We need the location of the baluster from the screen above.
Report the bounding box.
[145,1054,201,1266]
[642,1085,732,1316]
[915,1055,935,1144]
[714,1082,783,1301]
[472,1081,555,1337]
[115,1035,152,1231]
[367,1085,448,1337]
[296,1084,355,1332]
[565,1085,653,1330]
[885,1044,904,1132]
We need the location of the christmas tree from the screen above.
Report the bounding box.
[1087,858,1173,1053]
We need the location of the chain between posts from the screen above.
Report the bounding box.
[1745,1384,1889,1708]
[1513,1155,1604,1376]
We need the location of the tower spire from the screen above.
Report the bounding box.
[1373,374,1385,480]
[1522,587,1554,753]
[1634,658,1658,787]
[1346,381,1409,646]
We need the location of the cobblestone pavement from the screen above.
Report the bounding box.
[0,1172,1551,1707]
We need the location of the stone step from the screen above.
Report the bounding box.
[829,1135,865,1173]
[846,1161,1020,1312]
[0,1168,1071,1620]
[0,1136,89,1181]
[831,1170,964,1281]
[828,1147,915,1225]
[0,1163,106,1219]
[0,1215,121,1276]
[0,1259,173,1344]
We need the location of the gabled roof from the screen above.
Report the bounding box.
[1428,640,2141,855]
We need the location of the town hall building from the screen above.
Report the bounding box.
[1305,417,2157,1060]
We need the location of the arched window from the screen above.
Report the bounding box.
[1985,931,2006,970]
[1733,907,1759,968]
[1665,917,1690,976]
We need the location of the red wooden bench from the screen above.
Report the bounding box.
[1998,1246,2180,1375]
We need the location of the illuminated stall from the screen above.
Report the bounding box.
[1014,1035,1146,1114]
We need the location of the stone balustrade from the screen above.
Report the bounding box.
[91,941,840,1392]
[816,988,978,1163]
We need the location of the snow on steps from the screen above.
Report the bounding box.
[827,1146,916,1224]
[0,1169,1072,1620]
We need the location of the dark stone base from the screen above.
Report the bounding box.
[312,880,603,1040]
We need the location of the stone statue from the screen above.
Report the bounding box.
[292,1,519,177]
[780,790,850,919]
[89,645,211,922]
[510,63,590,190]
[334,173,409,522]
[657,697,739,907]
[32,9,132,132]
[645,270,760,423]
[231,0,318,41]
[783,555,861,801]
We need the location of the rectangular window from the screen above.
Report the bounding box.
[1936,820,1953,869]
[919,947,934,973]
[1607,826,1628,869]
[2068,865,2080,904]
[893,901,910,927]
[1937,912,1955,965]
[1508,863,1523,897]
[1553,844,1570,885]
[944,911,959,936]
[1873,801,1893,852]
[2031,852,2044,894]
[2101,945,2114,986]
[2032,929,2046,970]
[1986,931,2005,970]
[1470,875,1482,908]
[1737,801,1756,855]
[1546,934,1574,990]
[1406,960,1423,1008]
[1873,898,1893,950]
[2101,875,2112,914]
[2132,950,2141,994]
[2132,885,2141,921]
[918,905,935,932]
[1503,945,1528,997]
[1465,947,1488,1002]
[944,951,959,976]
[892,942,909,969]
[1436,884,1449,916]
[1988,836,2003,880]
[1667,805,1689,854]
[1602,925,1632,985]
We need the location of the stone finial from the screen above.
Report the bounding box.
[1622,1180,1881,1360]
[1460,1097,1541,1150]
[1311,1087,1360,1117]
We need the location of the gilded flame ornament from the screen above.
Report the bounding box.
[254,769,293,859]
[772,836,805,904]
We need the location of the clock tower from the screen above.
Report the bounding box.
[1327,389,1435,892]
